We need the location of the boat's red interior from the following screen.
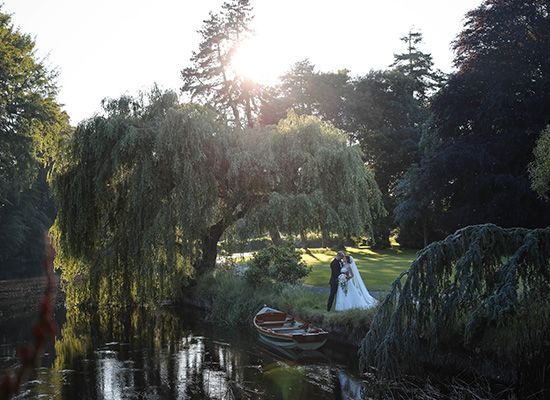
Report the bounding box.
[256,312,287,323]
[256,312,303,330]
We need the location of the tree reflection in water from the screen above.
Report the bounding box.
[7,306,366,399]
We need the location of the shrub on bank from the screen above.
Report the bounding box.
[194,269,279,326]
[245,245,310,285]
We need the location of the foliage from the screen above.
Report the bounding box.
[258,32,440,249]
[245,112,386,241]
[398,0,550,244]
[181,0,260,128]
[360,224,550,386]
[529,125,550,200]
[51,92,237,307]
[349,32,438,247]
[348,70,425,192]
[390,30,446,103]
[365,376,510,400]
[260,60,351,130]
[0,8,67,279]
[245,245,310,285]
[0,10,61,193]
[0,171,56,279]
[51,92,384,307]
[387,31,445,247]
[194,269,279,326]
[437,0,550,141]
[394,150,441,248]
[220,229,272,254]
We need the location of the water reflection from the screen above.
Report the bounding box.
[338,371,366,400]
[2,306,369,399]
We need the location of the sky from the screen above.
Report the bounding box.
[4,0,482,124]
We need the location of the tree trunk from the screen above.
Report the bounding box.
[423,216,429,248]
[321,231,330,248]
[198,220,227,274]
[300,231,307,247]
[372,216,391,250]
[269,229,283,246]
[231,104,242,129]
[245,93,253,128]
[216,43,242,130]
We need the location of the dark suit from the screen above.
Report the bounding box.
[327,258,342,311]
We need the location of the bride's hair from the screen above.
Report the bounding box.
[345,255,351,263]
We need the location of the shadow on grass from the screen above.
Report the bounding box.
[303,247,320,261]
[302,246,417,292]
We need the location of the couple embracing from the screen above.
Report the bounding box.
[327,251,377,312]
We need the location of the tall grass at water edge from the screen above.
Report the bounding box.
[192,270,377,344]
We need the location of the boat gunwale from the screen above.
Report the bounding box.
[253,307,328,342]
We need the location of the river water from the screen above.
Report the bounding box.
[0,306,371,399]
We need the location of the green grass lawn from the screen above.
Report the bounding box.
[301,246,417,292]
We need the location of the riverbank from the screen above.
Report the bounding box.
[0,274,375,348]
[195,244,414,347]
[178,270,379,347]
[0,276,65,320]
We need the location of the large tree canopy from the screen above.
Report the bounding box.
[246,112,385,240]
[396,0,550,244]
[0,9,66,278]
[348,31,439,247]
[259,33,439,248]
[51,92,384,307]
[348,70,425,194]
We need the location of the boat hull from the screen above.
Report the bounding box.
[258,331,328,350]
[253,306,328,351]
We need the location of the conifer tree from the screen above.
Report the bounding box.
[349,31,439,247]
[391,30,445,102]
[181,0,260,128]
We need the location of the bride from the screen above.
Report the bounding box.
[335,254,377,311]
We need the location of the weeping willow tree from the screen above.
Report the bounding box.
[360,223,550,384]
[243,112,385,242]
[51,91,384,307]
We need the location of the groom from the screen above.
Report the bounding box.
[327,251,345,311]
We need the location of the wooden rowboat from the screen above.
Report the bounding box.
[253,306,328,351]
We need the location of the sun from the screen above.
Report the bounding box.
[230,37,282,85]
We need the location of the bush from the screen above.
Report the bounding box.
[245,245,310,285]
[194,269,281,326]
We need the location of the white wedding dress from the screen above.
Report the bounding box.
[335,256,377,311]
